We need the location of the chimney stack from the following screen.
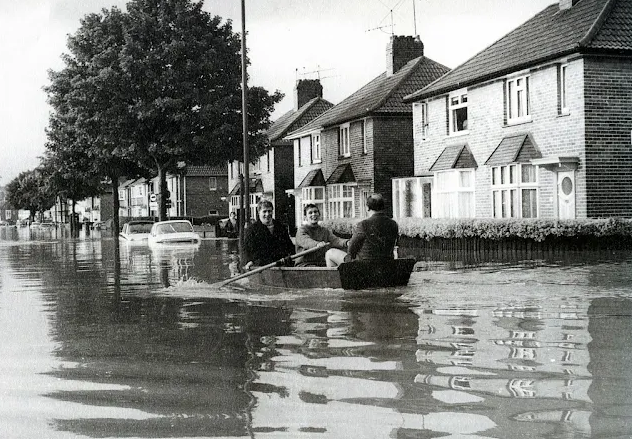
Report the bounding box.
[386,35,424,77]
[294,79,323,111]
[559,0,580,10]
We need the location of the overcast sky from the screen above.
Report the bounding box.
[0,0,556,183]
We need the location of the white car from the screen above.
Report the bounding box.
[148,220,201,245]
[120,220,154,241]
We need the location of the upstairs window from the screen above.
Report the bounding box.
[208,177,217,191]
[559,64,569,114]
[339,124,350,157]
[507,75,531,123]
[311,133,321,163]
[361,120,368,154]
[267,150,271,173]
[449,91,468,134]
[418,102,429,141]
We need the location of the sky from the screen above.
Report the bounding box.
[0,0,557,184]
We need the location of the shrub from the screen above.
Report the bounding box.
[321,217,632,242]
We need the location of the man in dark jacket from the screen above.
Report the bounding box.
[347,193,398,261]
[243,199,295,269]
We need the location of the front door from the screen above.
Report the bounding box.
[557,171,576,219]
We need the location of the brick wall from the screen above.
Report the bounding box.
[584,57,632,217]
[184,175,228,217]
[413,57,587,218]
[373,116,414,214]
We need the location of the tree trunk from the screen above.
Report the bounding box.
[111,177,120,237]
[158,165,167,221]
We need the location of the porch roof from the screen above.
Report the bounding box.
[297,169,326,188]
[326,164,356,185]
[228,179,264,196]
[429,145,478,171]
[485,134,542,166]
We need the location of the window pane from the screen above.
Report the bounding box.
[511,189,518,217]
[522,189,537,218]
[459,171,472,188]
[454,107,468,131]
[521,165,536,183]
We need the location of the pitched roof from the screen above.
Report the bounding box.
[185,164,227,177]
[406,0,632,101]
[267,97,334,144]
[485,134,542,166]
[287,56,449,138]
[429,145,478,171]
[228,178,264,196]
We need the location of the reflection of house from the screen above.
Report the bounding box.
[397,0,632,220]
[228,79,333,225]
[118,165,228,219]
[285,36,449,224]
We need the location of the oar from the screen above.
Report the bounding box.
[217,242,330,288]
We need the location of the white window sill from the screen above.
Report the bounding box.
[558,110,570,117]
[449,130,469,137]
[505,117,532,127]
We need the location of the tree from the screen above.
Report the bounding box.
[5,169,56,221]
[45,0,283,224]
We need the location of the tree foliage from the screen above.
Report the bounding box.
[45,0,283,222]
[5,169,56,220]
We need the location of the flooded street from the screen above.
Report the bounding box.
[1,226,632,438]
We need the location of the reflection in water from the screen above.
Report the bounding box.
[0,234,631,438]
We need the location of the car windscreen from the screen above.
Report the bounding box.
[155,222,193,234]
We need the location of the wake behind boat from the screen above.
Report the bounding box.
[247,257,416,290]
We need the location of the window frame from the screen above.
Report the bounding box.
[327,184,355,219]
[506,75,531,124]
[208,176,217,191]
[311,133,321,163]
[339,123,351,157]
[361,119,368,154]
[448,90,468,135]
[301,186,325,219]
[559,63,569,115]
[491,163,539,218]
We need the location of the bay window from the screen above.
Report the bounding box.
[328,184,355,219]
[433,170,475,218]
[491,164,538,218]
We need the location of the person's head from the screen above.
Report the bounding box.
[229,211,236,219]
[366,193,385,212]
[257,199,274,225]
[303,203,321,225]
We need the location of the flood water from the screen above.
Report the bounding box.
[1,225,632,438]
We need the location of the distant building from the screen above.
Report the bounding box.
[398,0,632,219]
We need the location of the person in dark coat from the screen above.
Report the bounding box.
[243,199,295,270]
[347,193,399,261]
[224,211,238,238]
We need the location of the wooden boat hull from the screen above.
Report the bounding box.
[248,258,416,290]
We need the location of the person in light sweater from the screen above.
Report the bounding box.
[294,204,348,267]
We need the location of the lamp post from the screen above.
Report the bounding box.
[239,0,250,267]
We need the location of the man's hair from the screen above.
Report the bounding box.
[257,199,274,211]
[366,193,385,211]
[303,203,320,216]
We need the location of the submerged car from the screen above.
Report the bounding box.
[120,220,154,241]
[148,220,201,245]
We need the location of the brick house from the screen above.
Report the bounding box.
[397,0,632,220]
[285,36,449,226]
[118,164,228,219]
[228,79,333,226]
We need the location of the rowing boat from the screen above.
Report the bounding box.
[247,258,416,290]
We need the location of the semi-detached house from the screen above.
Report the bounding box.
[227,79,333,228]
[397,0,632,220]
[285,36,449,226]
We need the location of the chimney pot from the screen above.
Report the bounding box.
[559,0,580,10]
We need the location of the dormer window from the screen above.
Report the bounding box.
[449,90,468,135]
[506,75,531,123]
